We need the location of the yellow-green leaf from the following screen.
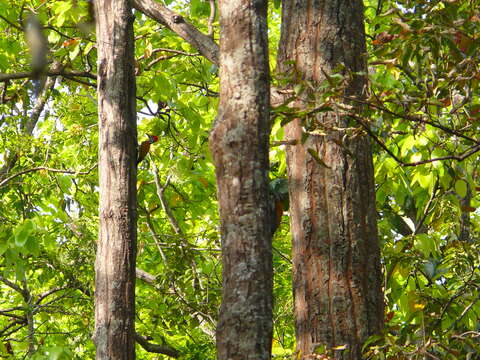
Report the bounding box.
[455,179,468,198]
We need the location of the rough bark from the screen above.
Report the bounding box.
[277,0,384,358]
[209,0,272,359]
[93,0,137,358]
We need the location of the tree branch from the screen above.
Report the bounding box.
[0,14,23,31]
[0,70,96,82]
[138,47,199,61]
[0,164,97,188]
[0,276,27,297]
[343,95,478,144]
[138,204,168,263]
[35,286,71,306]
[152,167,183,236]
[350,114,480,167]
[446,291,480,333]
[131,0,294,109]
[132,0,219,65]
[413,180,439,235]
[135,268,158,285]
[134,333,180,357]
[0,320,27,338]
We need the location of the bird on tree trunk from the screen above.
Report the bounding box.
[137,134,159,165]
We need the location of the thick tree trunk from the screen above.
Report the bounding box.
[210,0,272,359]
[93,0,137,358]
[277,1,384,358]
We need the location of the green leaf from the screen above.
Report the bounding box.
[25,236,40,257]
[57,176,72,194]
[190,0,210,16]
[83,41,94,55]
[42,346,73,360]
[54,13,67,27]
[417,172,434,190]
[69,44,81,61]
[48,31,62,44]
[0,241,7,256]
[400,135,416,156]
[14,220,35,247]
[15,261,26,281]
[414,234,437,257]
[455,179,468,197]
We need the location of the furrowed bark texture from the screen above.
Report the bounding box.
[94,0,137,358]
[277,0,383,358]
[210,0,272,359]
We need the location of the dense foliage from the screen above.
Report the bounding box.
[0,0,478,358]
[364,1,480,358]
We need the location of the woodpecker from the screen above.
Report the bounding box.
[269,178,289,235]
[137,134,159,165]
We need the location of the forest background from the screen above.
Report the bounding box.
[0,0,479,359]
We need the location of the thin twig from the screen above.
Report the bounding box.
[414,180,439,235]
[349,114,404,163]
[35,286,70,306]
[271,140,298,147]
[0,14,23,31]
[0,322,26,338]
[0,164,97,187]
[137,47,199,61]
[0,276,27,296]
[350,114,480,167]
[446,291,480,332]
[152,167,183,236]
[61,74,96,88]
[0,70,96,82]
[138,204,168,263]
[343,95,478,144]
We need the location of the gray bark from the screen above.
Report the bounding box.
[210,0,273,358]
[93,0,137,358]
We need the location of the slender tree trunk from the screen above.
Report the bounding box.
[277,1,384,358]
[93,0,137,358]
[210,0,272,358]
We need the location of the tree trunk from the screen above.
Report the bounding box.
[277,0,384,358]
[93,0,137,358]
[210,0,272,359]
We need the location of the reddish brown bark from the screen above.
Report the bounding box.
[277,0,384,358]
[210,0,272,359]
[93,0,137,358]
